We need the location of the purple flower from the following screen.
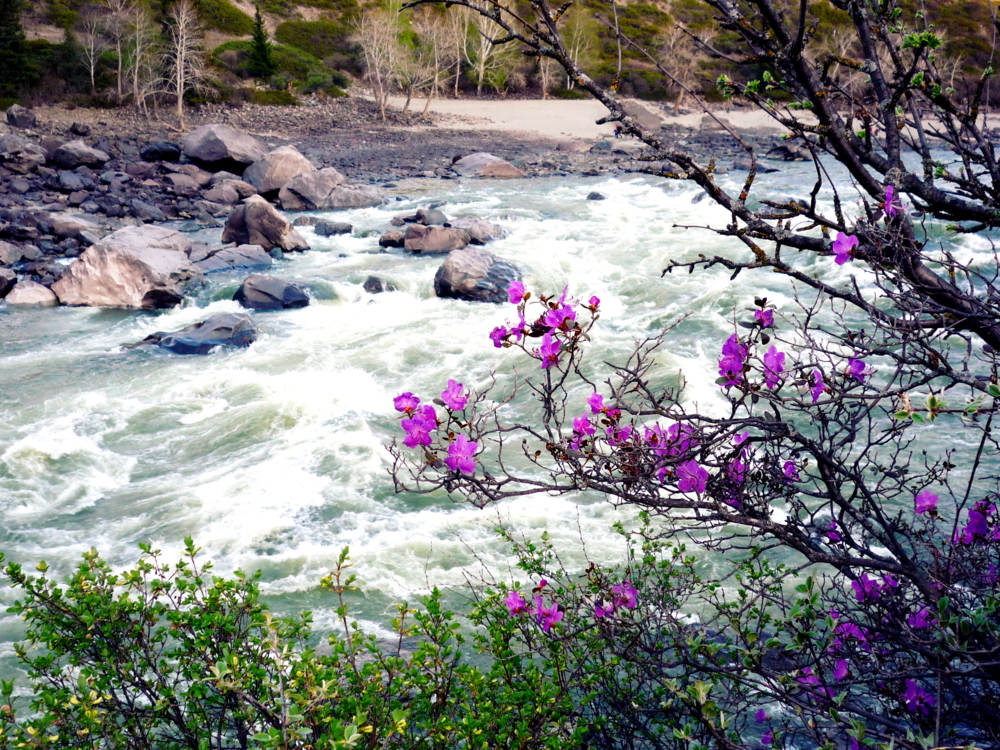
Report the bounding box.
[851,572,881,602]
[903,679,934,715]
[754,308,774,328]
[535,597,563,632]
[907,606,936,630]
[489,325,508,348]
[538,332,561,369]
[595,602,612,619]
[761,730,774,747]
[507,281,526,304]
[915,490,938,515]
[441,379,468,411]
[763,345,785,389]
[445,434,477,475]
[677,460,709,495]
[826,518,841,543]
[782,460,800,483]
[544,303,576,330]
[797,667,821,686]
[832,232,859,265]
[588,393,604,414]
[505,590,529,615]
[958,508,990,544]
[588,295,600,308]
[847,358,872,383]
[833,659,849,681]
[606,424,634,447]
[401,404,437,448]
[394,392,420,414]
[612,579,638,609]
[728,458,747,485]
[811,370,825,403]
[719,334,749,388]
[754,709,767,724]
[884,185,902,218]
[734,431,749,446]
[573,414,595,436]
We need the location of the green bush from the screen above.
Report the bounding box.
[272,44,326,80]
[0,97,18,111]
[275,19,355,60]
[249,88,299,105]
[302,73,348,97]
[213,40,331,82]
[550,86,587,99]
[194,0,254,35]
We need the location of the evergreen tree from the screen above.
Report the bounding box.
[0,0,29,98]
[247,4,276,79]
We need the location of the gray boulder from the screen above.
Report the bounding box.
[379,230,405,248]
[243,145,314,196]
[189,243,272,273]
[6,105,36,130]
[0,240,23,266]
[52,225,203,308]
[165,172,201,197]
[203,179,256,205]
[403,224,471,254]
[278,169,386,210]
[50,215,102,245]
[5,280,58,307]
[417,207,448,225]
[128,313,257,355]
[451,152,525,179]
[139,141,182,162]
[446,217,506,244]
[0,134,46,174]
[221,195,309,252]
[0,268,16,298]
[52,140,110,169]
[623,100,663,132]
[182,124,267,174]
[434,247,521,304]
[234,274,310,311]
[131,199,166,223]
[314,220,352,237]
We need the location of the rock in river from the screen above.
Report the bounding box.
[4,280,58,307]
[434,247,521,304]
[221,195,309,252]
[233,274,310,311]
[127,313,258,355]
[243,145,315,197]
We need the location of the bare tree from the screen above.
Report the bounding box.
[464,10,516,96]
[164,0,209,130]
[444,7,468,96]
[104,0,130,100]
[355,8,403,121]
[410,12,450,114]
[656,25,714,111]
[75,6,109,94]
[124,2,162,117]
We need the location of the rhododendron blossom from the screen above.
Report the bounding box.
[445,434,477,475]
[832,232,858,265]
[441,379,468,411]
[718,334,749,388]
[763,345,785,389]
[676,460,709,495]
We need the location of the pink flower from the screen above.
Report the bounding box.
[505,590,529,615]
[851,572,881,602]
[782,460,800,482]
[544,303,576,330]
[754,308,774,328]
[957,508,990,544]
[445,434,477,475]
[884,185,903,218]
[811,370,825,403]
[573,414,595,436]
[718,334,748,388]
[606,424,634,447]
[535,597,563,632]
[915,490,938,515]
[489,325,508,348]
[903,679,934,715]
[907,606,936,630]
[847,358,872,383]
[677,460,709,495]
[832,232,858,265]
[763,345,785,389]
[394,392,420,414]
[612,579,638,609]
[538,332,561,369]
[401,404,437,448]
[441,379,468,411]
[588,295,600,308]
[507,281,526,304]
[588,393,604,414]
[833,659,849,681]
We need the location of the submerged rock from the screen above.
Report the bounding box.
[446,217,506,244]
[403,224,471,254]
[127,313,258,355]
[234,274,310,311]
[189,243,272,273]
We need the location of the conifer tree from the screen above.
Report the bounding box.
[0,0,29,98]
[247,4,276,80]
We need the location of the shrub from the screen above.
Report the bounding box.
[275,19,354,60]
[193,0,254,36]
[301,73,347,96]
[249,88,298,105]
[550,86,587,99]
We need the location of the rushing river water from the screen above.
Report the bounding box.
[0,160,984,677]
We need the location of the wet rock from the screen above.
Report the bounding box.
[293,215,317,226]
[221,195,309,252]
[433,247,521,304]
[446,217,506,244]
[191,243,272,273]
[5,279,58,306]
[416,207,448,225]
[765,144,811,161]
[363,275,394,294]
[234,273,310,311]
[140,141,182,162]
[314,220,352,236]
[379,230,405,248]
[587,191,606,201]
[0,135,46,174]
[279,169,385,210]
[52,140,110,170]
[243,145,314,197]
[0,240,23,266]
[131,313,257,355]
[6,105,36,130]
[451,152,525,179]
[52,225,203,308]
[0,267,15,297]
[182,123,266,174]
[403,224,471,254]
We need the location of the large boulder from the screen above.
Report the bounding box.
[233,274,310,311]
[139,141,182,162]
[447,217,506,244]
[0,240,23,266]
[188,243,272,273]
[0,268,16,298]
[243,145,315,196]
[278,169,386,210]
[434,247,521,304]
[403,224,471,254]
[128,313,257,355]
[451,152,525,179]
[0,134,46,174]
[221,195,309,252]
[52,225,203,309]
[49,215,101,245]
[52,139,110,169]
[5,280,58,307]
[203,179,256,205]
[623,100,663,132]
[314,220,352,237]
[6,104,36,130]
[182,124,267,174]
[379,230,406,248]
